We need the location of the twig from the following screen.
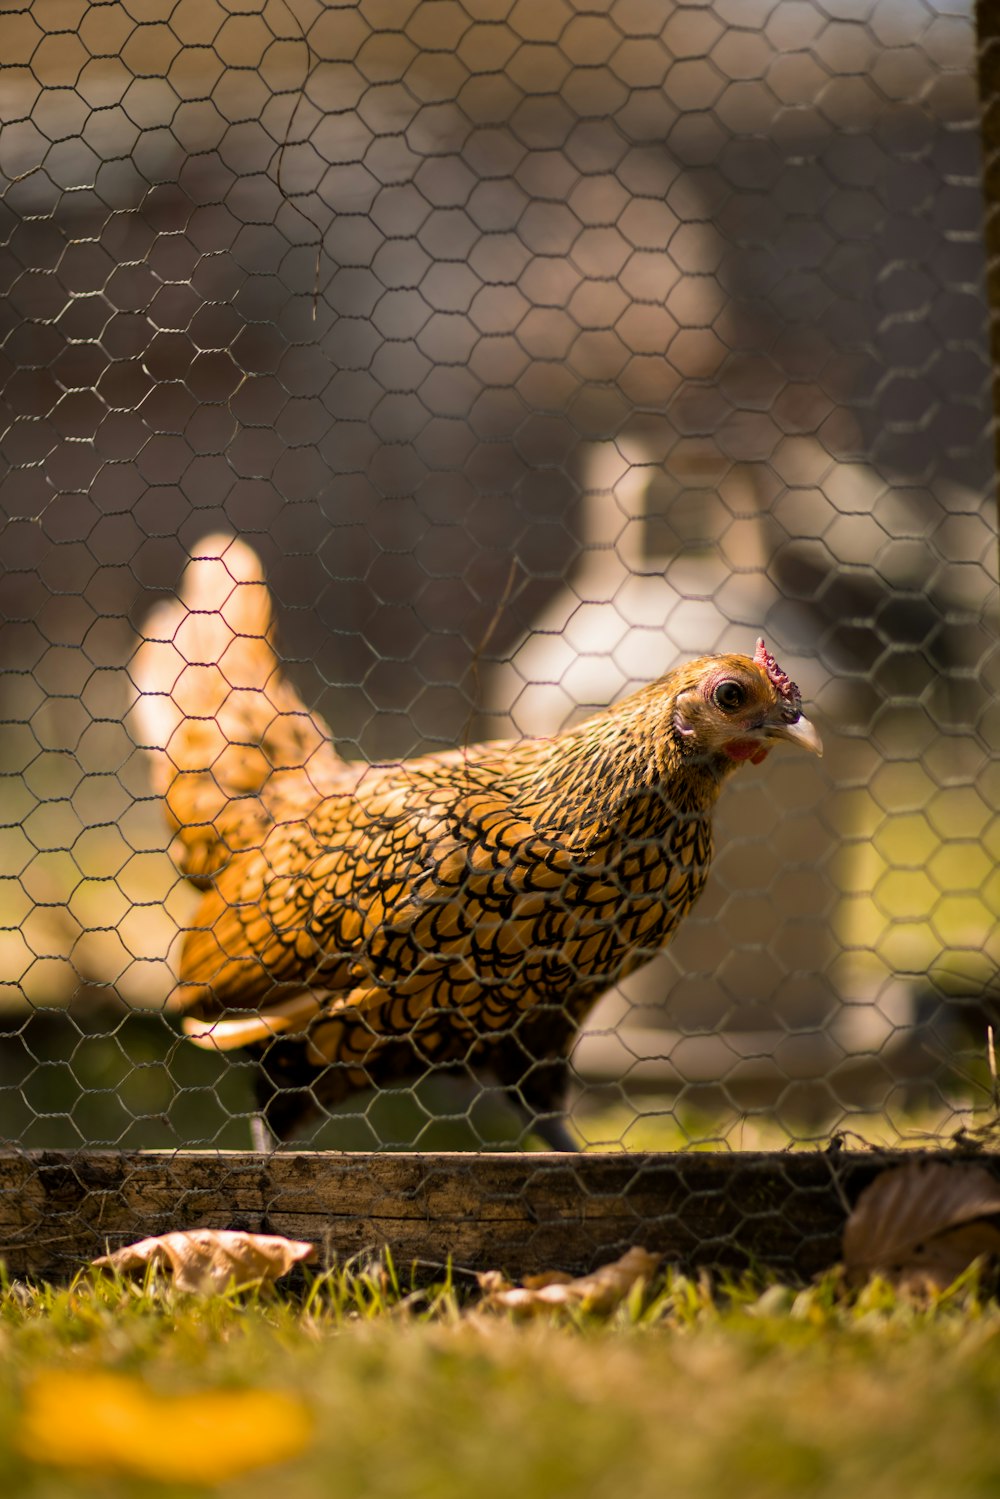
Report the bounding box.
[272,0,324,319]
[462,554,519,757]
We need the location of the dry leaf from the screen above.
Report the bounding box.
[18,1370,313,1481]
[92,1229,316,1293]
[843,1160,1000,1291]
[478,1247,659,1316]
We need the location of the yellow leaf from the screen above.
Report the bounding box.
[18,1370,314,1482]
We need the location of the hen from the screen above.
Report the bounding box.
[131,535,822,1150]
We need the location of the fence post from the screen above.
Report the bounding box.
[978,0,1000,489]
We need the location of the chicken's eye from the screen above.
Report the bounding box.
[713,680,746,712]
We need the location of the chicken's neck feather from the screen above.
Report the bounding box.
[496,680,731,845]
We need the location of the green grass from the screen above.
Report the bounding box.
[1,998,982,1153]
[3,1260,1000,1498]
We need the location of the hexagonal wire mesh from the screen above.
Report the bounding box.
[0,0,996,1164]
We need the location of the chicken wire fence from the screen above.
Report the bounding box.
[0,0,997,1162]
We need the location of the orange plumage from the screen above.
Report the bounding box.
[132,535,822,1147]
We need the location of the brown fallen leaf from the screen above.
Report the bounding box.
[18,1370,313,1481]
[843,1160,1000,1292]
[92,1229,316,1293]
[478,1246,660,1316]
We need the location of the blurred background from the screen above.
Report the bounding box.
[0,0,997,1150]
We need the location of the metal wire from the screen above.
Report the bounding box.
[0,0,996,1157]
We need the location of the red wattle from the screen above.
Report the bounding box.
[722,739,771,765]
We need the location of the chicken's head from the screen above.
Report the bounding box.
[672,638,822,766]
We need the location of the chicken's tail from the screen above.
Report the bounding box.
[130,534,346,884]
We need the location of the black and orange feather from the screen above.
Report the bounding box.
[131,535,822,1147]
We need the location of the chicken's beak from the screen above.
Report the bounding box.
[771,714,823,757]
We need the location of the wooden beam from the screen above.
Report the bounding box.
[1,1148,996,1283]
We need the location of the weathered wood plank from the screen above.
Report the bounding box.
[0,1149,995,1282]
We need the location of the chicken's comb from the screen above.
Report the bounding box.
[754,638,801,718]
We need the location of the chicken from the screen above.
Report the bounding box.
[131,535,822,1149]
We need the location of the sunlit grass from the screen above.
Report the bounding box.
[3,1258,1000,1498]
[573,1098,990,1153]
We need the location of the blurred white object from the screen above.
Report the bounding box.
[489,439,777,739]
